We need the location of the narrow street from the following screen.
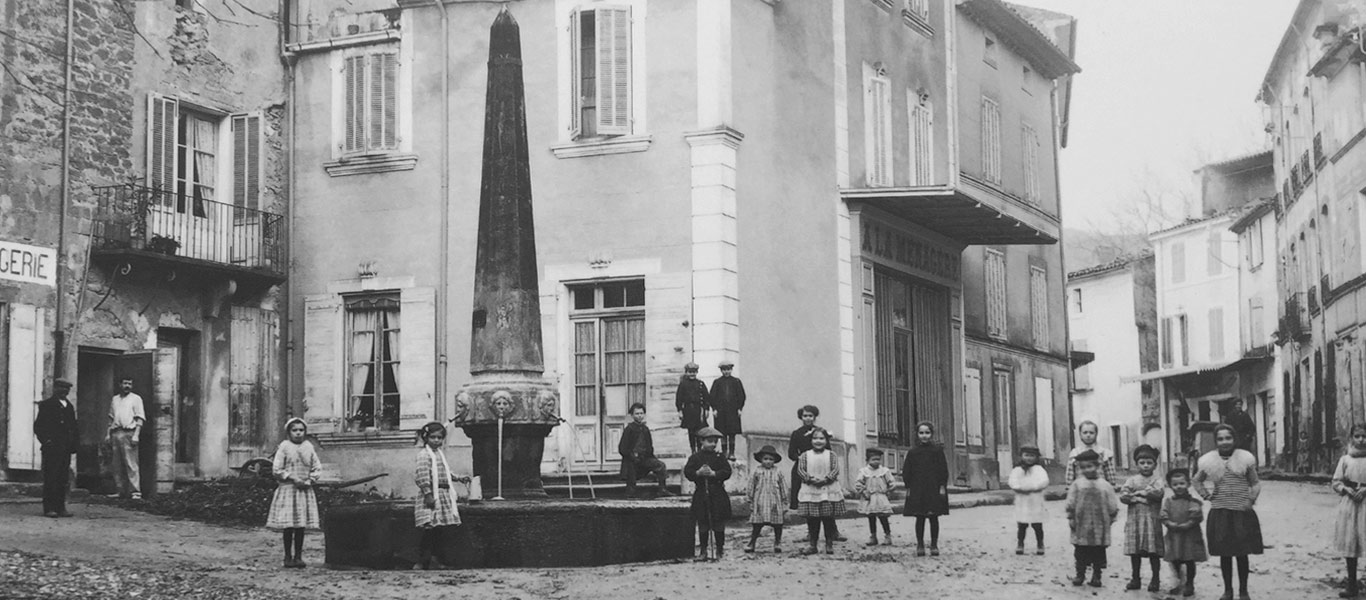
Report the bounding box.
[0,480,1345,599]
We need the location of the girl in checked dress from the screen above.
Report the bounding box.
[1120,444,1165,592]
[797,427,845,555]
[266,418,321,568]
[1332,423,1366,598]
[415,421,469,569]
[745,445,788,553]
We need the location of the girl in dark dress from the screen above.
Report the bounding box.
[902,420,949,556]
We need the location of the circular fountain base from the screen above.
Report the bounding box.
[324,499,695,569]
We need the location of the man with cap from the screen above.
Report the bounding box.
[34,379,78,517]
[675,362,711,454]
[710,360,746,460]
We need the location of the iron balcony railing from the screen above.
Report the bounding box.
[91,184,284,275]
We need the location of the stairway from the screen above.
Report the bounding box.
[540,469,684,500]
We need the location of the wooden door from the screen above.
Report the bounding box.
[113,352,156,495]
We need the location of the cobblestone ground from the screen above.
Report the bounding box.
[0,480,1348,599]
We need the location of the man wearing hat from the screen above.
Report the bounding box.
[710,360,746,460]
[675,362,711,454]
[34,379,78,517]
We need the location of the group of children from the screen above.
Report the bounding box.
[1044,420,1263,599]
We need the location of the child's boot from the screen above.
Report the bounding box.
[916,543,926,557]
[1089,568,1104,588]
[1126,576,1142,590]
[867,533,879,547]
[773,528,783,553]
[882,533,892,546]
[929,544,939,556]
[1148,574,1161,592]
[1015,542,1025,555]
[1071,564,1087,586]
[824,540,834,555]
[1343,580,1360,598]
[744,537,756,554]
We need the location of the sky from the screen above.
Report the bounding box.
[1016,1,1300,233]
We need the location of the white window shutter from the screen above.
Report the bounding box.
[594,6,631,136]
[5,304,44,470]
[368,52,398,150]
[302,295,343,434]
[910,100,933,186]
[873,77,891,186]
[399,287,436,431]
[568,9,583,139]
[146,93,179,193]
[343,55,365,153]
[230,112,262,211]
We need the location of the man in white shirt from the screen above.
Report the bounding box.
[106,377,145,500]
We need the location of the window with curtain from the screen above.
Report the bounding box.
[175,111,216,217]
[345,294,401,432]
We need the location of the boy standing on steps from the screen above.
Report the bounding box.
[618,403,674,498]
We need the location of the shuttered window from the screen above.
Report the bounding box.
[866,70,892,187]
[1072,340,1091,390]
[1160,317,1173,367]
[906,0,929,20]
[1209,307,1225,361]
[147,94,179,193]
[1022,124,1040,203]
[570,6,631,139]
[231,113,261,212]
[1030,265,1048,350]
[981,96,1001,184]
[985,248,1007,340]
[1208,229,1223,276]
[909,97,933,185]
[342,50,400,154]
[344,294,401,432]
[1170,241,1186,283]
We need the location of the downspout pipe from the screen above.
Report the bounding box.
[433,0,451,420]
[281,0,298,423]
[56,0,75,378]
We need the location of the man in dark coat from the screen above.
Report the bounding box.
[684,427,732,560]
[618,402,674,497]
[1223,399,1257,458]
[33,379,78,518]
[710,360,746,460]
[675,362,711,454]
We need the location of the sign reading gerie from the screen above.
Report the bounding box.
[0,240,57,287]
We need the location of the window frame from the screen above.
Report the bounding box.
[985,247,1007,340]
[864,64,893,187]
[342,292,402,433]
[1029,265,1048,350]
[556,0,649,151]
[145,93,259,216]
[908,91,934,186]
[1170,241,1186,284]
[984,34,998,68]
[1022,123,1041,204]
[328,39,413,161]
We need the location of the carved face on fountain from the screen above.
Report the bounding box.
[491,391,515,419]
[451,391,471,425]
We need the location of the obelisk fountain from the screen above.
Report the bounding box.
[451,7,559,499]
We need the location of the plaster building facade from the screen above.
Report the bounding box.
[1066,254,1158,471]
[1259,0,1366,473]
[1141,152,1279,468]
[286,0,1079,494]
[0,0,288,491]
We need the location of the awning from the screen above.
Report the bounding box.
[1070,349,1096,368]
[842,180,1059,245]
[1120,355,1273,384]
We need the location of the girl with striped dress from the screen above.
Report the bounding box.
[414,421,469,570]
[1194,423,1262,600]
[797,427,845,555]
[1331,423,1366,598]
[745,445,788,553]
[266,418,321,568]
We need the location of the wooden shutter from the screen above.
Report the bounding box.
[369,52,398,150]
[910,99,933,185]
[1209,307,1225,361]
[146,93,179,193]
[231,113,262,211]
[1030,265,1048,350]
[1023,124,1039,203]
[398,287,435,431]
[302,295,343,433]
[1072,339,1091,390]
[1208,229,1223,276]
[5,304,43,470]
[870,77,891,186]
[594,6,631,136]
[982,97,1001,183]
[343,55,365,153]
[568,9,583,139]
[985,248,1006,339]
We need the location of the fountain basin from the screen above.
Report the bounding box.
[324,499,694,569]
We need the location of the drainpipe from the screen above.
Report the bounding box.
[433,0,451,420]
[1051,81,1074,457]
[281,0,297,422]
[53,0,75,379]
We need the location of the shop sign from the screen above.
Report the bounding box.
[0,240,57,287]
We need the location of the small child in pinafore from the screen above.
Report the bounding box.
[1120,444,1165,592]
[1331,423,1366,598]
[797,427,845,555]
[855,448,895,546]
[266,418,321,568]
[1067,449,1120,587]
[745,444,788,553]
[1160,468,1207,597]
[1007,445,1049,555]
[414,421,469,570]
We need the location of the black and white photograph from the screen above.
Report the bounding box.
[0,0,1359,598]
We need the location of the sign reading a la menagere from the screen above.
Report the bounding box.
[0,240,57,287]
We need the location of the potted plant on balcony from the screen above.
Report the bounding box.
[147,234,181,256]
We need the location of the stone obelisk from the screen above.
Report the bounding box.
[452,7,559,499]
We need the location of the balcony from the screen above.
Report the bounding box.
[1300,151,1314,183]
[1279,292,1310,343]
[90,184,285,289]
[1314,132,1326,167]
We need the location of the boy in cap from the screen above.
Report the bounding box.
[745,444,787,553]
[34,379,78,517]
[675,362,711,454]
[618,402,674,498]
[684,426,731,561]
[710,360,746,460]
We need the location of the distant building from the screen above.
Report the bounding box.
[1138,151,1279,468]
[1258,0,1366,473]
[1066,254,1158,470]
